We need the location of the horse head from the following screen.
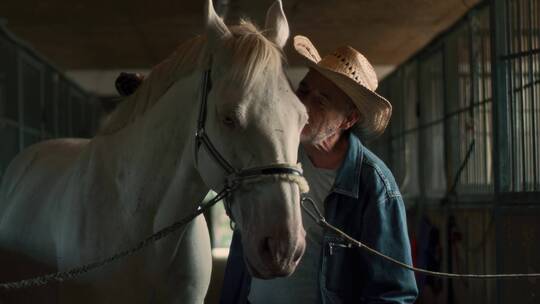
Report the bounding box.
[196,0,308,279]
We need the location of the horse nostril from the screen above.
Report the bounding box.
[262,237,281,261]
[261,237,273,256]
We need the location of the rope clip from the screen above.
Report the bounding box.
[301,196,325,224]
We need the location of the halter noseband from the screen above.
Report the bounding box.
[194,69,308,218]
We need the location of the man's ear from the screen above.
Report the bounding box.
[264,0,290,49]
[341,110,360,130]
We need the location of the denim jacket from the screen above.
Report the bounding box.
[220,133,418,304]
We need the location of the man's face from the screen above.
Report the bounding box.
[296,69,358,145]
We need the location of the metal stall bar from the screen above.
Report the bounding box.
[481,24,492,190]
[462,24,474,191]
[514,0,528,191]
[509,0,518,191]
[479,24,485,191]
[508,0,518,191]
[469,16,479,192]
[531,0,540,191]
[527,0,537,189]
[491,0,511,194]
[490,3,510,302]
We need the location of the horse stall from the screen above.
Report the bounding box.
[0,22,100,179]
[0,21,101,302]
[370,1,540,303]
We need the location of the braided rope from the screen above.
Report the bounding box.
[234,173,310,194]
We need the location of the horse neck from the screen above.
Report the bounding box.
[99,72,210,219]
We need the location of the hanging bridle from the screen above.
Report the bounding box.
[194,69,309,218]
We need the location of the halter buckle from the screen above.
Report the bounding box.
[195,128,205,138]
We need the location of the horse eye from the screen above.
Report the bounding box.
[223,116,235,127]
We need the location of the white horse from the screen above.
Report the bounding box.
[0,1,308,303]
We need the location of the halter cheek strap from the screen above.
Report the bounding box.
[195,69,236,174]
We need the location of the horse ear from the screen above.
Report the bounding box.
[205,0,231,46]
[264,0,290,49]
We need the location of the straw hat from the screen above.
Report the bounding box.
[293,35,392,139]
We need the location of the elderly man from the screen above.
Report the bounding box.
[220,36,418,304]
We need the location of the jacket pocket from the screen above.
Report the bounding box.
[321,236,355,294]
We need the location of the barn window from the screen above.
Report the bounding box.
[0,72,5,119]
[502,0,540,192]
[450,9,494,194]
[379,63,420,203]
[43,72,59,137]
[19,53,44,132]
[57,82,71,137]
[0,36,18,122]
[419,50,447,199]
[0,124,19,179]
[69,88,84,137]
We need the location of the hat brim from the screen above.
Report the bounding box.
[293,36,392,139]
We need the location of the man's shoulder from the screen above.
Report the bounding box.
[358,145,401,200]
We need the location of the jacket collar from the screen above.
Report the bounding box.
[332,132,364,199]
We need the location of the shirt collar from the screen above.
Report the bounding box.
[332,132,364,199]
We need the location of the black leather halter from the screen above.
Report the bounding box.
[194,69,306,217]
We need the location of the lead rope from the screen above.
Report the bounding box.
[0,188,233,290]
[301,197,540,279]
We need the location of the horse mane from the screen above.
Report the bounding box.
[98,20,284,135]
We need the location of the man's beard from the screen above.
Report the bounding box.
[300,122,340,145]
